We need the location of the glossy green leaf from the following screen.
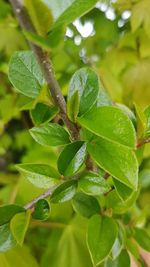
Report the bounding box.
[16,164,60,189]
[68,68,99,116]
[87,215,118,266]
[25,0,53,36]
[79,172,110,196]
[78,106,136,148]
[113,179,133,201]
[30,103,59,125]
[51,180,77,203]
[9,51,44,98]
[32,199,50,221]
[57,141,86,176]
[0,204,24,226]
[10,210,31,246]
[72,192,100,218]
[0,224,16,252]
[133,227,150,251]
[29,123,70,147]
[88,137,138,190]
[67,90,79,122]
[105,250,130,267]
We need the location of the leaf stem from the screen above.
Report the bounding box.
[9,0,79,140]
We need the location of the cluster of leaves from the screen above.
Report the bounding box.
[0,0,150,267]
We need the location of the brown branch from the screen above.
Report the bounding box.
[23,184,59,210]
[9,0,79,140]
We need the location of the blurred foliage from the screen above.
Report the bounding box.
[0,0,150,266]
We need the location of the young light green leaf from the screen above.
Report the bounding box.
[87,215,118,266]
[25,0,53,36]
[88,137,138,190]
[10,210,31,246]
[67,90,79,122]
[79,172,111,196]
[105,250,130,267]
[32,199,50,221]
[51,180,77,203]
[78,106,136,148]
[0,205,25,226]
[133,227,150,251]
[113,178,133,201]
[30,123,70,147]
[30,103,59,125]
[134,103,146,139]
[16,164,60,189]
[0,224,16,252]
[9,51,44,98]
[68,68,99,116]
[72,192,100,218]
[57,141,86,176]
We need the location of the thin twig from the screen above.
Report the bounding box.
[23,184,58,210]
[9,0,79,140]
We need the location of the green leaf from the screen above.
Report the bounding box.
[25,0,53,36]
[16,164,60,189]
[51,180,77,203]
[57,141,86,176]
[42,216,93,267]
[0,246,40,267]
[88,137,138,190]
[133,227,150,251]
[78,106,136,148]
[48,0,98,29]
[30,103,59,125]
[110,223,126,260]
[68,68,99,116]
[134,103,146,139]
[67,91,79,122]
[0,224,16,252]
[79,172,111,196]
[87,215,118,266]
[29,123,70,147]
[24,31,52,51]
[32,199,50,221]
[106,190,139,214]
[126,238,139,259]
[0,204,24,226]
[9,51,44,98]
[10,210,31,246]
[113,179,133,201]
[105,249,130,267]
[144,105,150,137]
[72,192,100,218]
